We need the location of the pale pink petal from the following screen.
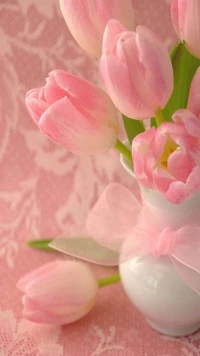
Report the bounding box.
[102,19,127,53]
[26,261,98,305]
[173,109,200,137]
[18,260,97,325]
[152,127,168,159]
[132,152,149,187]
[171,0,200,58]
[132,127,156,148]
[52,70,118,128]
[171,0,189,39]
[43,85,68,105]
[25,98,50,125]
[17,261,62,292]
[100,54,152,118]
[132,128,157,187]
[186,166,200,196]
[153,167,175,194]
[23,295,82,316]
[183,0,200,58]
[59,0,135,57]
[168,148,195,182]
[23,302,94,325]
[136,26,173,108]
[143,154,157,187]
[94,0,135,32]
[188,68,200,118]
[25,88,40,100]
[165,181,186,204]
[59,0,102,57]
[158,120,186,137]
[39,97,117,155]
[101,25,173,118]
[121,32,159,111]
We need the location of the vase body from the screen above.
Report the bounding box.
[120,156,200,336]
[120,255,200,337]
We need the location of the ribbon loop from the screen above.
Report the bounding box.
[154,228,177,257]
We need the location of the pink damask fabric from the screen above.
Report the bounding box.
[1,0,200,355]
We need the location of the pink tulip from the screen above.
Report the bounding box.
[100,20,174,119]
[187,67,200,118]
[17,260,98,324]
[59,0,135,57]
[132,124,200,204]
[171,0,200,59]
[25,70,118,155]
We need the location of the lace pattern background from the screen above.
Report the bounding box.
[1,1,200,355]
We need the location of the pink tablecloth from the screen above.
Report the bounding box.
[1,1,200,355]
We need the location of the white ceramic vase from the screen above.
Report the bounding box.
[119,155,200,337]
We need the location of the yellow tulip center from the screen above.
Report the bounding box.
[159,138,179,170]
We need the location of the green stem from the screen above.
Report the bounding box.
[115,139,132,164]
[155,110,164,127]
[98,273,121,288]
[27,239,53,251]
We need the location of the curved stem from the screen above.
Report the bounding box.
[155,110,164,127]
[98,273,121,288]
[115,139,132,164]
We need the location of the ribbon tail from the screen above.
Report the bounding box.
[87,183,142,254]
[171,226,200,295]
[171,256,200,295]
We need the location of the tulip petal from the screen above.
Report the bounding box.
[26,261,98,305]
[59,0,102,57]
[136,26,173,108]
[59,0,135,57]
[25,98,49,125]
[101,24,173,118]
[186,166,200,195]
[52,70,118,128]
[39,97,117,155]
[187,68,200,118]
[171,0,200,58]
[153,167,175,194]
[173,109,200,137]
[25,88,40,100]
[23,302,94,325]
[44,85,68,105]
[165,181,186,204]
[101,54,152,118]
[168,148,195,182]
[171,0,189,39]
[102,19,127,53]
[17,261,61,293]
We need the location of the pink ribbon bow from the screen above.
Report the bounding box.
[87,183,200,295]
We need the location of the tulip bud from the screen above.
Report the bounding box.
[171,0,200,59]
[17,260,98,324]
[25,70,118,155]
[100,20,174,119]
[59,0,135,57]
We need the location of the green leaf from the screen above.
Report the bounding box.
[163,42,200,121]
[27,239,53,251]
[122,114,145,144]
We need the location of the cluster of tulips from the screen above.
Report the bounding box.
[20,0,200,325]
